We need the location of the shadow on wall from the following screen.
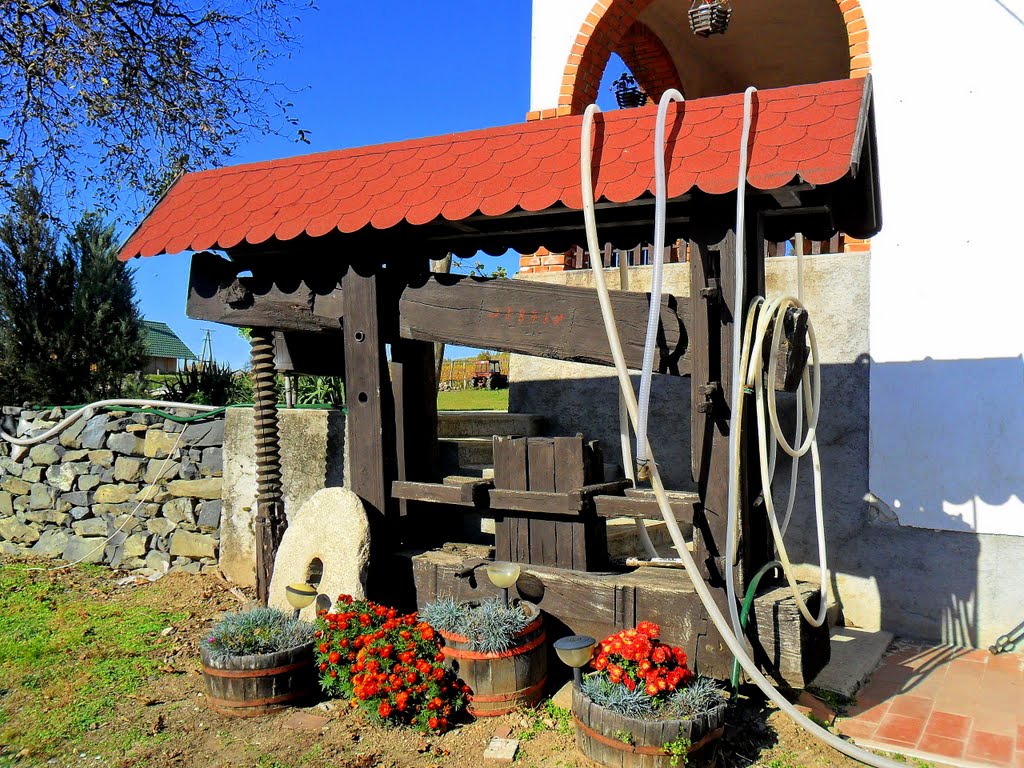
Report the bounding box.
[509,355,1024,647]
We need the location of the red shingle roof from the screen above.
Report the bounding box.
[120,78,870,260]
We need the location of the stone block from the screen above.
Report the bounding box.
[28,443,64,466]
[0,517,41,544]
[80,415,110,450]
[0,491,12,516]
[31,529,70,558]
[59,416,87,448]
[111,514,143,534]
[143,460,178,485]
[62,535,105,564]
[94,484,140,503]
[146,518,176,536]
[107,433,144,456]
[167,478,222,500]
[169,529,217,559]
[113,457,145,482]
[22,466,43,483]
[197,500,222,531]
[62,449,89,462]
[13,495,29,512]
[46,462,90,492]
[183,420,225,447]
[163,497,195,525]
[78,475,100,491]
[200,448,224,476]
[135,485,172,503]
[162,420,184,433]
[29,483,57,510]
[145,550,171,572]
[60,491,90,507]
[269,488,370,620]
[69,506,91,520]
[178,461,200,480]
[23,508,65,525]
[144,430,181,459]
[99,468,115,483]
[122,532,149,558]
[73,518,109,537]
[87,450,114,468]
[125,424,147,433]
[1,477,31,495]
[170,561,202,575]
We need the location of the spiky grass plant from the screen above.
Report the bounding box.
[581,673,657,719]
[660,676,726,720]
[204,606,314,662]
[420,597,530,654]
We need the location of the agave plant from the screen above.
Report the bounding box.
[581,673,657,719]
[204,606,314,662]
[420,597,530,654]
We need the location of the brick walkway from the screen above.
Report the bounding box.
[835,643,1024,767]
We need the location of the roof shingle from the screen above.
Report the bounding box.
[119,78,870,260]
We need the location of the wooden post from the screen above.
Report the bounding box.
[341,262,396,518]
[390,337,439,516]
[688,201,771,597]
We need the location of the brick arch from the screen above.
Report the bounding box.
[617,20,685,102]
[560,0,872,116]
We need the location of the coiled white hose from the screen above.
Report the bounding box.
[582,102,905,768]
[0,399,222,447]
[636,88,685,481]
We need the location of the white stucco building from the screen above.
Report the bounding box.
[512,0,1024,647]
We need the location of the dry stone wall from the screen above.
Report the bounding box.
[0,406,225,576]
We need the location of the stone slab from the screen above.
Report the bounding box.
[808,627,894,698]
[482,738,519,762]
[269,488,369,621]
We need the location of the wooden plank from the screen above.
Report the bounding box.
[399,275,691,377]
[527,438,557,567]
[342,265,395,517]
[493,436,530,562]
[554,435,586,570]
[390,480,489,508]
[593,491,698,522]
[488,489,578,517]
[186,251,343,333]
[390,337,439,518]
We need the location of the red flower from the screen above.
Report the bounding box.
[378,702,392,718]
[328,651,341,664]
[428,716,439,729]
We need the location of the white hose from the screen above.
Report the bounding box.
[582,103,906,768]
[0,399,221,447]
[617,232,661,560]
[636,88,684,481]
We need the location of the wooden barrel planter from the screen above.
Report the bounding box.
[200,642,317,717]
[572,685,727,767]
[437,601,547,717]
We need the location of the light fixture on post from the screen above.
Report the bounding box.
[485,562,521,607]
[554,635,597,687]
[285,583,317,619]
[689,0,732,37]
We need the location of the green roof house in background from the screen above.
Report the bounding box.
[142,320,197,374]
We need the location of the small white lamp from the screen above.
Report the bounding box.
[285,583,317,619]
[554,635,597,687]
[486,562,522,607]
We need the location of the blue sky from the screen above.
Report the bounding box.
[129,2,628,368]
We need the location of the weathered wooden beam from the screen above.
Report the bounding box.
[399,275,691,376]
[402,546,830,688]
[593,489,699,523]
[186,251,343,333]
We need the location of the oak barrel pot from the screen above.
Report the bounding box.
[438,600,547,717]
[572,685,727,767]
[200,641,316,717]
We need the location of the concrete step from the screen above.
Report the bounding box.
[437,411,545,439]
[439,437,493,470]
[807,627,895,698]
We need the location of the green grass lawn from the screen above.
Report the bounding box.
[436,387,508,411]
[0,563,186,760]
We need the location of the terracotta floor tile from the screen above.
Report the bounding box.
[875,714,926,746]
[873,735,919,749]
[889,694,935,720]
[933,691,981,717]
[857,680,904,707]
[947,660,988,679]
[1015,751,1024,768]
[873,663,917,685]
[963,649,996,663]
[926,711,972,741]
[848,700,891,723]
[1017,724,1024,752]
[988,653,1024,675]
[918,732,966,759]
[967,730,1015,765]
[835,718,878,739]
[977,710,1021,738]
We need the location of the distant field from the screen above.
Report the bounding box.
[437,387,509,411]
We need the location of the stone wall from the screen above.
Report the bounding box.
[0,407,225,576]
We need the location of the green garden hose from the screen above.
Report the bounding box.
[730,560,782,691]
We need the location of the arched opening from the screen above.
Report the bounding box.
[564,0,870,115]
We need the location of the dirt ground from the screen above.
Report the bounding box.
[0,561,868,768]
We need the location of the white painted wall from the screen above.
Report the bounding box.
[862,0,1024,536]
[530,0,1024,537]
[530,0,592,112]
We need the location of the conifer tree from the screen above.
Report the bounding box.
[0,185,145,404]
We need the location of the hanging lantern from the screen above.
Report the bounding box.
[689,0,732,37]
[610,73,648,109]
